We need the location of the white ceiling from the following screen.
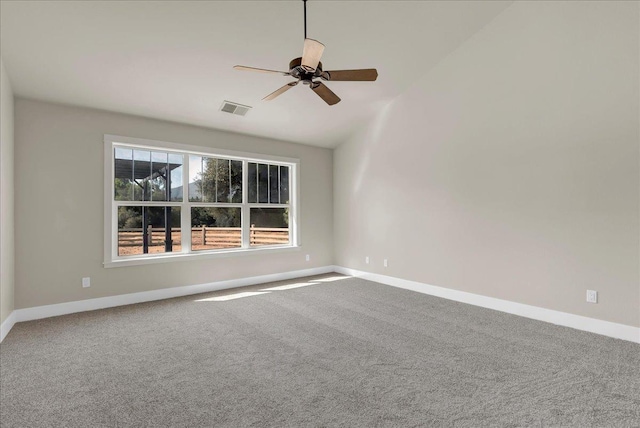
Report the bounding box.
[0,1,511,148]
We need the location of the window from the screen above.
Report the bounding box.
[104,135,299,267]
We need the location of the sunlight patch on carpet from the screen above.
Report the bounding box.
[261,282,320,291]
[314,276,350,283]
[195,291,270,302]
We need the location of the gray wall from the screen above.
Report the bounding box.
[14,99,333,309]
[0,59,15,324]
[334,1,640,327]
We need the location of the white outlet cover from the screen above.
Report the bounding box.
[305,254,310,262]
[82,277,91,288]
[586,290,597,303]
[365,257,370,264]
[383,259,388,267]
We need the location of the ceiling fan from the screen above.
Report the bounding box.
[234,0,378,106]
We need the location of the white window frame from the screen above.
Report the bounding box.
[103,134,300,268]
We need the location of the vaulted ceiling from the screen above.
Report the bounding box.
[0,1,511,148]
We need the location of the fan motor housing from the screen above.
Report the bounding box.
[289,57,323,84]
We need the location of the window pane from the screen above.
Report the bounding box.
[231,160,243,203]
[189,156,239,203]
[258,164,269,203]
[250,208,289,247]
[118,206,181,256]
[279,166,290,204]
[151,152,167,163]
[114,148,134,201]
[200,157,217,202]
[118,206,142,256]
[150,151,168,201]
[118,150,183,202]
[216,159,230,202]
[248,162,257,203]
[188,155,203,202]
[269,165,279,203]
[191,207,241,251]
[150,177,167,201]
[247,162,290,205]
[168,154,183,202]
[133,150,151,201]
[115,147,133,160]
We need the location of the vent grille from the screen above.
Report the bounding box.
[220,101,252,116]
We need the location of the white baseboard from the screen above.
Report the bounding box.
[5,265,638,345]
[0,311,16,343]
[12,266,334,325]
[334,266,640,344]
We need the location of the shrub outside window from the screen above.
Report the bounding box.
[104,135,298,267]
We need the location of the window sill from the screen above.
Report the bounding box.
[103,245,301,268]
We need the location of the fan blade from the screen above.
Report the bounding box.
[234,65,290,76]
[321,69,378,81]
[263,82,298,101]
[311,82,341,106]
[301,39,325,72]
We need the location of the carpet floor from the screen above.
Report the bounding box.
[1,274,639,427]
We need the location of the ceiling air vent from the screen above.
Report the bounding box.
[220,101,252,116]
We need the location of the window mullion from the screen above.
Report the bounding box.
[292,163,298,246]
[112,198,118,260]
[182,153,191,254]
[214,158,218,203]
[241,160,250,249]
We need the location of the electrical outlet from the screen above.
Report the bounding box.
[305,254,310,262]
[365,256,370,265]
[82,277,91,288]
[383,259,388,268]
[586,290,597,303]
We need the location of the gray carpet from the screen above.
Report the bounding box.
[1,275,639,427]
